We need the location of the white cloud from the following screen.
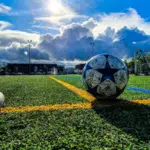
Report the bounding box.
[0,21,12,30]
[0,3,12,14]
[0,30,40,47]
[93,8,150,37]
[35,14,87,26]
[2,7,150,65]
[35,0,88,26]
[32,25,59,31]
[0,24,150,66]
[82,18,98,30]
[132,41,136,44]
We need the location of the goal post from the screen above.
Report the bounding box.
[134,49,150,75]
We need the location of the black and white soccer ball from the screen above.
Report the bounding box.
[82,54,129,99]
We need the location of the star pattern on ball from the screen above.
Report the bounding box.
[97,55,120,83]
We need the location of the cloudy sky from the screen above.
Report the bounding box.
[0,0,150,67]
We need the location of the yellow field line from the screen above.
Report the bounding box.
[1,76,149,114]
[49,76,96,102]
[54,75,80,77]
[1,103,92,113]
[1,100,150,113]
[49,76,150,105]
[131,100,150,105]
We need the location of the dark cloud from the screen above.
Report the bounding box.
[0,30,39,47]
[117,27,149,42]
[0,43,49,64]
[39,24,150,60]
[1,22,150,64]
[39,23,93,60]
[115,27,150,56]
[0,37,25,47]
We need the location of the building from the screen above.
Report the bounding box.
[75,64,85,74]
[7,63,64,75]
[64,68,75,74]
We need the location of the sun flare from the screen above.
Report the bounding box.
[48,0,63,14]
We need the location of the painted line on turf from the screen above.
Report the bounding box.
[1,77,149,113]
[127,87,150,94]
[49,76,150,103]
[0,103,92,113]
[49,76,96,102]
[131,100,150,105]
[1,100,150,113]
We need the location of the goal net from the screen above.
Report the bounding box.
[135,49,150,75]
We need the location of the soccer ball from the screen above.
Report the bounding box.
[0,92,5,107]
[82,54,129,99]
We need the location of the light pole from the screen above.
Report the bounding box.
[90,42,95,56]
[28,40,32,75]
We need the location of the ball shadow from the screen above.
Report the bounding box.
[91,99,150,142]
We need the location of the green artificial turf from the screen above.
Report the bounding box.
[0,75,87,107]
[0,75,150,149]
[0,104,150,150]
[54,75,150,100]
[129,75,150,89]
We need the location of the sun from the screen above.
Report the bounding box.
[48,0,63,14]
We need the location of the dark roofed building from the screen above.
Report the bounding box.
[7,63,64,75]
[75,64,85,74]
